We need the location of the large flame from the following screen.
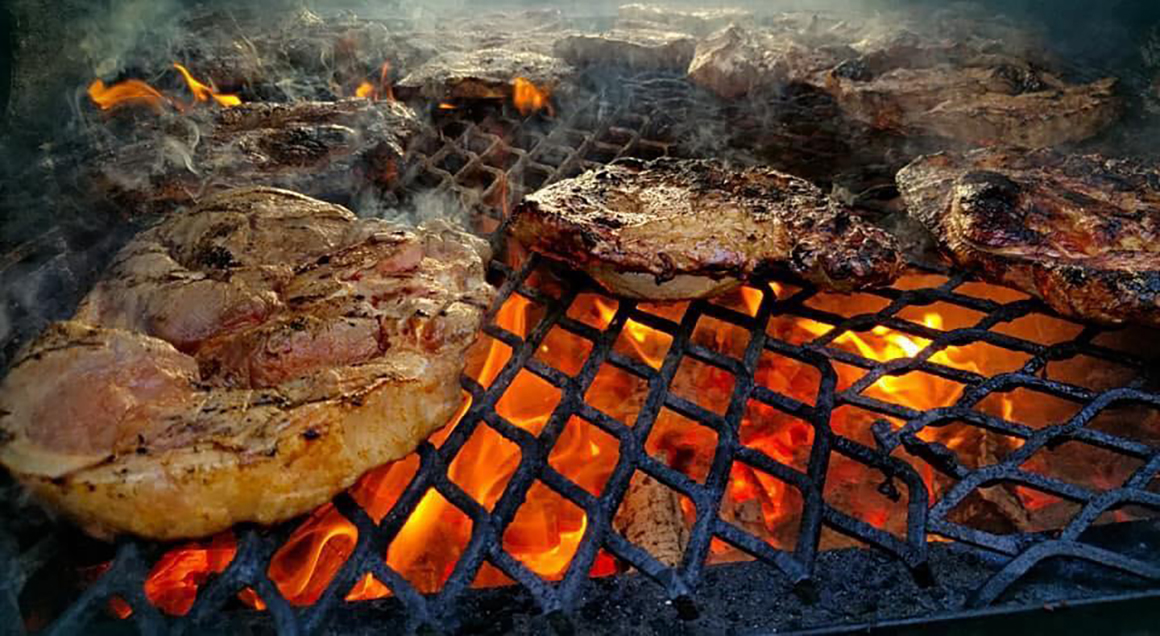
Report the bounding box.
[88,64,238,113]
[132,276,1115,613]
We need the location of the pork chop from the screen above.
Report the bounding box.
[0,187,495,540]
[897,148,1160,328]
[510,158,903,299]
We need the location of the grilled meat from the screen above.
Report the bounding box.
[898,147,1160,328]
[510,158,903,300]
[396,48,571,101]
[823,60,1120,147]
[89,99,419,214]
[688,24,854,100]
[553,30,696,71]
[0,188,494,540]
[615,3,753,37]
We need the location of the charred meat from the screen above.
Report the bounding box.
[510,158,904,300]
[553,30,696,71]
[898,147,1160,328]
[88,99,419,213]
[396,48,572,101]
[0,188,494,540]
[823,59,1120,147]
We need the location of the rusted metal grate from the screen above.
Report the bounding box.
[5,71,1160,636]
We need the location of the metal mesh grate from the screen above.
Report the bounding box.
[7,72,1160,635]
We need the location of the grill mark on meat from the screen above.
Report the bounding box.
[0,187,495,540]
[511,158,903,299]
[899,147,1160,328]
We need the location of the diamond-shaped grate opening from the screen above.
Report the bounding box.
[10,66,1160,635]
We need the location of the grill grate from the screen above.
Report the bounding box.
[6,72,1160,635]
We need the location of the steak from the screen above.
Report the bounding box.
[396,48,572,101]
[88,99,419,214]
[688,24,855,100]
[553,30,697,71]
[510,158,903,300]
[898,147,1160,328]
[823,60,1120,147]
[0,188,494,540]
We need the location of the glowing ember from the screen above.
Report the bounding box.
[134,275,1119,613]
[87,79,166,112]
[512,77,552,116]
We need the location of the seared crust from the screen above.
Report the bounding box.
[0,187,494,540]
[898,148,1160,328]
[823,62,1120,147]
[510,158,903,298]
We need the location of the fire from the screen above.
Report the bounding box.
[131,277,1092,613]
[87,79,166,112]
[512,77,553,117]
[172,63,240,108]
[354,62,394,101]
[88,64,238,113]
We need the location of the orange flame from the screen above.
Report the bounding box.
[87,79,166,112]
[135,278,1092,613]
[89,64,238,113]
[512,77,552,117]
[354,62,394,101]
[172,63,240,108]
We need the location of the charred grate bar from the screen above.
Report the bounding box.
[5,72,1160,635]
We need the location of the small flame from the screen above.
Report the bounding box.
[173,63,240,108]
[438,102,458,110]
[512,77,552,117]
[354,62,394,101]
[87,79,166,112]
[89,64,238,113]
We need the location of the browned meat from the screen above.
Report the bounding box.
[688,25,855,99]
[510,158,903,300]
[898,148,1160,328]
[88,99,419,214]
[395,48,572,100]
[0,188,494,540]
[615,3,753,37]
[553,30,696,71]
[823,60,1120,147]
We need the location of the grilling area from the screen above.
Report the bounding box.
[2,1,1160,634]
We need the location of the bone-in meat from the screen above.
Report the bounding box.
[510,158,903,300]
[898,147,1160,328]
[0,187,494,540]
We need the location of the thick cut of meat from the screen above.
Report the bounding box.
[553,30,696,71]
[0,188,494,540]
[688,25,854,99]
[898,148,1160,328]
[823,60,1120,147]
[615,3,753,37]
[89,99,419,214]
[510,158,903,300]
[396,48,572,100]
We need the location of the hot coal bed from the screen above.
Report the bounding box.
[2,1,1160,635]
